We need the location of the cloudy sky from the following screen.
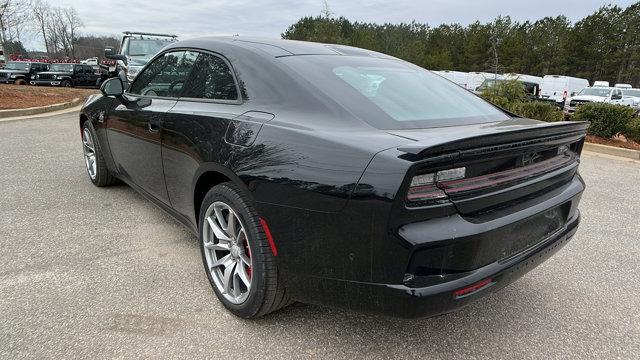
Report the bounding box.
[26,0,636,50]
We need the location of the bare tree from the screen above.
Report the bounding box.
[0,0,30,44]
[31,0,51,56]
[62,7,83,58]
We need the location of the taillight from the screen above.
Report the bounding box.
[407,167,466,205]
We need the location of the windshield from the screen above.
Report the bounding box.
[624,89,640,97]
[127,38,174,57]
[50,64,74,72]
[4,62,30,71]
[578,88,611,97]
[281,56,510,129]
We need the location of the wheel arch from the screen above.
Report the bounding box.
[192,164,254,227]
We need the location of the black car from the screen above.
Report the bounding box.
[0,61,49,85]
[79,37,587,319]
[32,63,100,87]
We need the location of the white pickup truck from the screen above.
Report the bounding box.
[564,87,635,114]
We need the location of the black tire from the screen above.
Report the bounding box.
[82,121,118,187]
[198,182,291,318]
[14,79,27,85]
[62,80,72,88]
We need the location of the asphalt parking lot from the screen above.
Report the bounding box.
[1,111,639,359]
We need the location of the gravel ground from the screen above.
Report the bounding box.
[0,111,639,359]
[0,85,96,110]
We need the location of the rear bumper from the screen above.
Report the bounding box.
[314,211,579,318]
[298,175,584,318]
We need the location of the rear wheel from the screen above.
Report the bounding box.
[199,182,290,318]
[82,121,118,187]
[14,79,27,85]
[62,80,72,88]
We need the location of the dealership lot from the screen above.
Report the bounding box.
[0,112,639,359]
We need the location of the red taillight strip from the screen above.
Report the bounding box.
[438,155,574,194]
[407,184,448,201]
[453,278,494,298]
[259,218,278,257]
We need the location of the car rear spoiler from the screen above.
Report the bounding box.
[397,121,589,156]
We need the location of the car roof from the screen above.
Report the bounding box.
[165,36,394,59]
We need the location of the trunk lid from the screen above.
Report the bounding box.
[395,119,588,215]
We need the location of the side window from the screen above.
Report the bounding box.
[129,51,198,98]
[182,53,239,101]
[85,66,93,74]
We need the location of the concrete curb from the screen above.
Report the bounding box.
[0,98,83,119]
[584,142,640,160]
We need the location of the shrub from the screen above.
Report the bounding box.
[624,117,640,143]
[480,80,527,108]
[508,101,564,122]
[571,103,636,138]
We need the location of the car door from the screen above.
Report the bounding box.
[610,89,623,104]
[82,66,91,86]
[161,51,246,221]
[106,50,198,204]
[73,65,84,86]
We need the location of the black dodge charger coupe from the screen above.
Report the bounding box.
[79,37,587,318]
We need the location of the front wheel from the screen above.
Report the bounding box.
[62,80,72,87]
[82,122,118,186]
[199,182,291,318]
[14,79,27,85]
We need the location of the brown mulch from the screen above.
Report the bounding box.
[586,134,640,151]
[0,84,97,110]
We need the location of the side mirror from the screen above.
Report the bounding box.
[104,47,127,64]
[101,77,124,98]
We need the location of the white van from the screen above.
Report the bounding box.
[540,75,590,105]
[467,72,502,91]
[593,81,610,87]
[433,70,468,88]
[615,83,632,89]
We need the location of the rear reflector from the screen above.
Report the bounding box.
[259,218,278,257]
[453,278,494,299]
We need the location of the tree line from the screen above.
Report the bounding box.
[282,3,640,86]
[0,0,118,60]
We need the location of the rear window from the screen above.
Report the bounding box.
[280,56,509,129]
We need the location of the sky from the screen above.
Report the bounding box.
[23,0,638,50]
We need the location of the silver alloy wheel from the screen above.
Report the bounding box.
[82,128,97,180]
[203,201,253,304]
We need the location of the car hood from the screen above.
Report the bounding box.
[569,95,606,102]
[0,69,27,74]
[127,56,151,67]
[37,71,72,76]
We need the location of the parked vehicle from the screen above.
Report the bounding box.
[0,48,5,68]
[593,81,610,87]
[433,70,469,88]
[105,31,177,83]
[31,63,100,87]
[81,37,587,319]
[0,61,49,85]
[476,77,541,98]
[540,75,590,106]
[623,88,640,112]
[564,87,634,114]
[614,83,632,89]
[466,72,502,91]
